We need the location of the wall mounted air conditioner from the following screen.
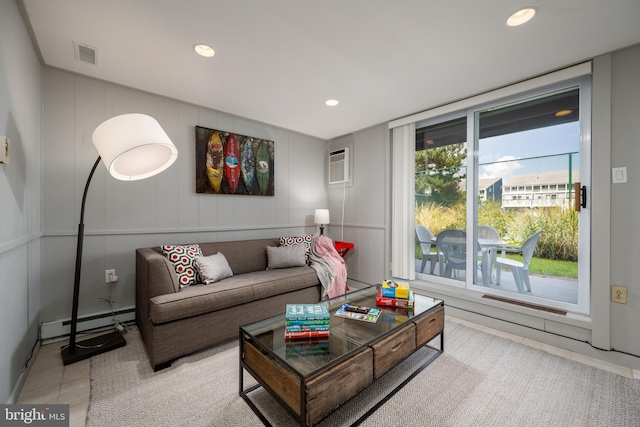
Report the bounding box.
[329,147,349,184]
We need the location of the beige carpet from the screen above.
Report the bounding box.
[87,322,640,426]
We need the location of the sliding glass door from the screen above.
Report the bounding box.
[414,78,590,314]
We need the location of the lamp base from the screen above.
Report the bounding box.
[61,331,126,365]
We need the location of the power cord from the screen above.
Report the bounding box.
[20,339,39,373]
[98,280,130,337]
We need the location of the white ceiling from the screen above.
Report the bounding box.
[20,0,640,140]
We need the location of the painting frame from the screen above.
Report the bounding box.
[195,126,274,196]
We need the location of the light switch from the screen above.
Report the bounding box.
[0,136,8,164]
[612,167,627,184]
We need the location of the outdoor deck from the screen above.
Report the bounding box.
[415,259,578,304]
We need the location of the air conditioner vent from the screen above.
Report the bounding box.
[74,42,99,65]
[329,148,349,184]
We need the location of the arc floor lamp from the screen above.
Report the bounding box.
[61,113,178,365]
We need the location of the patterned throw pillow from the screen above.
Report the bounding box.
[161,244,203,289]
[279,235,313,262]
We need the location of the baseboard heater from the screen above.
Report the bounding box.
[40,305,135,341]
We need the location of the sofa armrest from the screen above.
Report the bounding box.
[136,248,179,299]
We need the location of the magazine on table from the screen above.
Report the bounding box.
[334,303,381,323]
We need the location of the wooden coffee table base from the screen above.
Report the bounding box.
[240,304,444,426]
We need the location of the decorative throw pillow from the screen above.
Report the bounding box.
[161,244,203,289]
[267,245,307,269]
[279,235,313,261]
[195,253,233,284]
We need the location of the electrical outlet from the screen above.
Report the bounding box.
[105,269,116,283]
[611,286,627,304]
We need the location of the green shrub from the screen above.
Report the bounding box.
[416,202,578,262]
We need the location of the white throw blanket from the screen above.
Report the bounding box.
[308,235,347,298]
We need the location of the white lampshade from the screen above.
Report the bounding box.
[92,113,178,181]
[314,209,330,225]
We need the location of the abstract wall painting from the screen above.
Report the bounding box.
[195,126,274,195]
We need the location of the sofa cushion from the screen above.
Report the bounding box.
[279,235,313,261]
[197,238,279,275]
[266,245,306,269]
[195,253,233,284]
[161,244,203,288]
[149,267,319,324]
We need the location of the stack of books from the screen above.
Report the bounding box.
[284,303,331,339]
[285,339,330,359]
[376,279,415,309]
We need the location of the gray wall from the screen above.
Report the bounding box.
[0,0,42,404]
[609,45,640,356]
[328,125,391,286]
[40,68,329,324]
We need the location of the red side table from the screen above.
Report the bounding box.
[334,241,354,292]
[334,241,354,258]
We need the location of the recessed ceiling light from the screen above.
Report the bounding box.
[325,99,339,107]
[194,44,215,57]
[555,109,572,117]
[507,7,537,26]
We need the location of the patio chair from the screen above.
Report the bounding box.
[436,230,489,285]
[415,225,439,274]
[495,230,542,293]
[478,225,500,240]
[478,225,501,282]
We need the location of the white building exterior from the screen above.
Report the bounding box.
[502,170,580,209]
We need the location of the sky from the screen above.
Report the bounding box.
[478,121,580,182]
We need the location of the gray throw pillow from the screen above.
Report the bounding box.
[267,245,307,269]
[195,253,233,284]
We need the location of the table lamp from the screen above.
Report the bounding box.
[61,113,178,365]
[314,209,330,235]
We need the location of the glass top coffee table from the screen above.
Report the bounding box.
[239,285,444,426]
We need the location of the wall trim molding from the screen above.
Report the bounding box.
[41,223,387,238]
[42,225,309,237]
[0,233,42,255]
[337,223,387,230]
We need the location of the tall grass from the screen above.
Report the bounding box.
[416,201,578,262]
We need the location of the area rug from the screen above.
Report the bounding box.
[87,322,640,426]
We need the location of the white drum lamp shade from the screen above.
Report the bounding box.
[92,113,178,181]
[314,209,330,225]
[314,209,330,235]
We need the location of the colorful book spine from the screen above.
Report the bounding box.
[284,330,331,339]
[285,324,331,333]
[285,303,330,321]
[286,319,330,327]
[285,340,330,357]
[376,289,415,309]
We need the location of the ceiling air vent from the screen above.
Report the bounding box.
[73,42,99,65]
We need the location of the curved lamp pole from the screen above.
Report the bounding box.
[61,114,178,365]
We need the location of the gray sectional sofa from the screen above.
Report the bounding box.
[136,237,322,371]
